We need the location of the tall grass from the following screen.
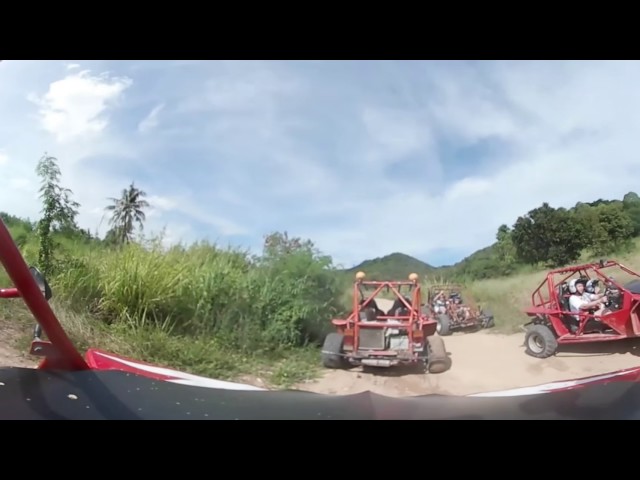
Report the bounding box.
[0,228,349,386]
[51,240,345,351]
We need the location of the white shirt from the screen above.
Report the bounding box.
[569,294,588,320]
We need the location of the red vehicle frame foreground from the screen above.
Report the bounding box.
[322,272,450,374]
[523,259,640,358]
[3,215,640,419]
[0,217,266,389]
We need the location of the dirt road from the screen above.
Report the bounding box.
[294,299,640,396]
[3,300,640,397]
[0,323,38,369]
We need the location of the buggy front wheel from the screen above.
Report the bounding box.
[425,335,450,374]
[524,325,558,358]
[481,310,495,329]
[436,314,452,336]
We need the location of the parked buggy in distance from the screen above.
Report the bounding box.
[425,284,494,336]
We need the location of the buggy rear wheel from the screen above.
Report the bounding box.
[321,333,348,369]
[436,314,452,336]
[425,335,450,374]
[524,324,558,358]
[481,310,495,329]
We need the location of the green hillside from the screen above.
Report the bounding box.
[344,252,436,280]
[346,193,640,282]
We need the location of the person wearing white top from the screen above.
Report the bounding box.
[432,290,446,314]
[567,278,608,323]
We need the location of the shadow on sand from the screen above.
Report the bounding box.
[551,337,640,358]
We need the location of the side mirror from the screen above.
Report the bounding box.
[29,266,52,301]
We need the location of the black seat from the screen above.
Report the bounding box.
[557,283,571,311]
[557,282,578,332]
[364,308,377,322]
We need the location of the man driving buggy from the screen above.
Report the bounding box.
[568,278,610,321]
[432,290,447,314]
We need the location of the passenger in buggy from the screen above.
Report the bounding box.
[449,292,472,321]
[432,290,446,314]
[568,278,611,330]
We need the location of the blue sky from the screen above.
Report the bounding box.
[1,60,640,268]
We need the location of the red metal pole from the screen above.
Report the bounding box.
[0,218,89,370]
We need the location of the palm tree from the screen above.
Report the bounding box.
[105,182,150,245]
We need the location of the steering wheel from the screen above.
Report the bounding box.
[603,283,621,309]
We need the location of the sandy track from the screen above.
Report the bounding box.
[3,298,640,398]
[0,344,36,368]
[0,323,39,369]
[295,298,640,396]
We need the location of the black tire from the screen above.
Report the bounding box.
[524,325,558,358]
[481,310,495,329]
[425,335,450,374]
[436,314,452,336]
[321,333,348,369]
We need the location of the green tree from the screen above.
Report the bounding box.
[588,198,615,207]
[511,203,584,267]
[35,153,80,276]
[622,191,640,236]
[573,202,609,254]
[494,224,517,274]
[572,199,635,255]
[104,182,150,245]
[252,231,340,346]
[262,231,317,259]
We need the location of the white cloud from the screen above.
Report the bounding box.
[361,107,433,167]
[146,194,177,213]
[2,60,640,268]
[172,200,248,237]
[444,177,492,202]
[139,193,246,237]
[137,103,164,133]
[158,224,195,249]
[297,60,640,265]
[27,69,132,143]
[8,178,30,190]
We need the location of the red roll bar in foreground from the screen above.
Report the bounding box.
[0,218,89,371]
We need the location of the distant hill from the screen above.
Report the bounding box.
[340,245,506,282]
[436,244,499,279]
[342,252,438,281]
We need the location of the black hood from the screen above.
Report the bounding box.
[1,367,640,419]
